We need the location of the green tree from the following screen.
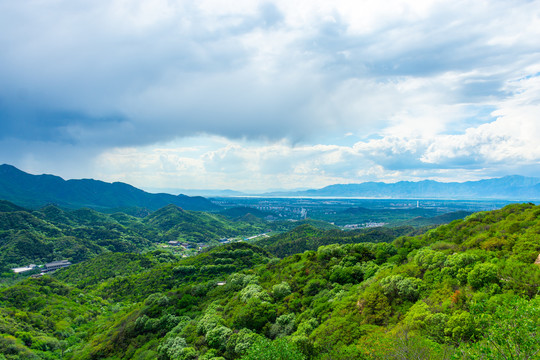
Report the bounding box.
[269,313,296,339]
[273,282,292,300]
[240,284,271,303]
[158,337,187,359]
[380,275,422,302]
[467,263,498,290]
[226,328,261,357]
[233,298,277,331]
[458,296,540,359]
[240,337,306,360]
[206,325,232,351]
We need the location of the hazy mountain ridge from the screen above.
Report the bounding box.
[4,165,538,202]
[269,175,540,199]
[0,164,219,211]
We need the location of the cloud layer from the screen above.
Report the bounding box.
[1,0,540,190]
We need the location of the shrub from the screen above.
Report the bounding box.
[240,337,305,360]
[467,263,498,290]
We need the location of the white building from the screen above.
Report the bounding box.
[11,264,37,274]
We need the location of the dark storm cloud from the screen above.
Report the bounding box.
[0,0,535,148]
[0,0,311,150]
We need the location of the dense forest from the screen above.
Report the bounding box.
[0,201,332,273]
[0,203,539,359]
[0,200,429,274]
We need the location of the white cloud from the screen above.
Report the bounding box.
[95,137,363,190]
[421,73,540,165]
[1,0,540,189]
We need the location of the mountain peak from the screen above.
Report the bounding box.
[0,163,25,173]
[161,204,185,212]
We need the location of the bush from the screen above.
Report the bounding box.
[459,295,540,359]
[467,263,498,290]
[240,284,271,303]
[226,328,261,356]
[232,298,277,331]
[240,337,306,360]
[272,282,292,300]
[380,275,422,302]
[269,313,296,339]
[206,325,232,350]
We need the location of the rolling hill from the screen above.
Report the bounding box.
[0,203,539,359]
[0,201,270,271]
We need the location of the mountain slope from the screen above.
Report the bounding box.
[0,201,274,270]
[254,223,422,258]
[143,204,268,243]
[0,203,539,359]
[395,210,473,227]
[0,202,151,270]
[0,164,219,211]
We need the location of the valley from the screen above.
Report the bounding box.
[0,197,538,359]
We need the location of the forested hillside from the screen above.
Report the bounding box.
[0,202,271,273]
[253,224,425,258]
[0,203,539,359]
[0,200,384,273]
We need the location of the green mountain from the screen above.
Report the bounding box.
[317,206,443,226]
[0,200,26,212]
[0,203,151,272]
[396,210,473,227]
[219,207,274,220]
[1,203,539,360]
[254,224,424,258]
[143,204,268,243]
[0,201,271,272]
[0,164,219,211]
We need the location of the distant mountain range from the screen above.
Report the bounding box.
[2,164,539,211]
[265,175,540,199]
[0,164,219,211]
[164,189,248,197]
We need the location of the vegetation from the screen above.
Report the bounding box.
[0,202,539,359]
[311,207,471,227]
[0,202,277,273]
[254,224,425,258]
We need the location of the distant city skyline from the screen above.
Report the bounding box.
[1,0,540,191]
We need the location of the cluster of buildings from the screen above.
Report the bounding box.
[343,222,387,229]
[11,260,72,276]
[166,241,195,248]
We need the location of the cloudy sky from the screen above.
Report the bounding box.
[1,0,540,192]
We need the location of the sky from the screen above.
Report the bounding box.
[1,0,540,192]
